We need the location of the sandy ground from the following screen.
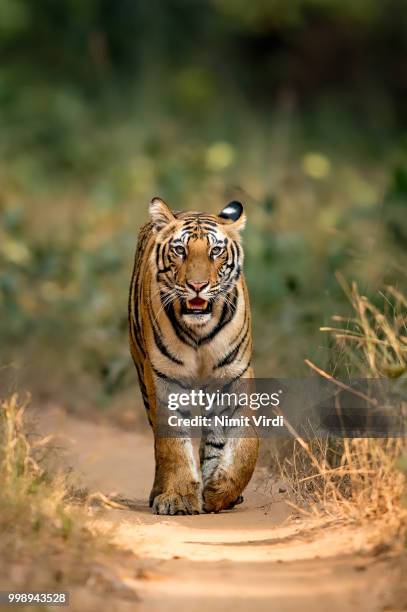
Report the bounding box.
[38,408,403,612]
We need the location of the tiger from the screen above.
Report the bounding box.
[128,197,259,515]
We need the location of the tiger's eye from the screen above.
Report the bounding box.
[174,245,186,256]
[211,246,223,257]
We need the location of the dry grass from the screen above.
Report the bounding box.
[0,393,133,596]
[277,282,407,530]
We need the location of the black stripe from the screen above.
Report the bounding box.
[155,243,161,267]
[230,314,248,346]
[148,305,184,365]
[228,361,251,384]
[215,344,240,369]
[151,365,172,381]
[128,255,147,358]
[151,365,189,388]
[130,317,146,358]
[164,302,197,347]
[199,220,218,227]
[198,286,238,345]
[205,440,225,449]
[238,330,252,362]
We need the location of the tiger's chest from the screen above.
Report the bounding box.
[147,308,248,381]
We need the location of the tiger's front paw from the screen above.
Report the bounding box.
[203,468,242,513]
[152,491,201,515]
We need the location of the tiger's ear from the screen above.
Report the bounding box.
[218,201,246,232]
[149,197,175,232]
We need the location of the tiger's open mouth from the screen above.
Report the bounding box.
[182,297,212,316]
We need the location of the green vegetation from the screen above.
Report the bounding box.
[0,0,406,408]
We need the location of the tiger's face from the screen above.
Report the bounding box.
[149,198,246,327]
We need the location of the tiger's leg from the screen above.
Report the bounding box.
[147,373,202,515]
[200,434,258,513]
[200,375,259,512]
[150,437,201,515]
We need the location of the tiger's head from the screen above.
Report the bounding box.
[149,197,246,328]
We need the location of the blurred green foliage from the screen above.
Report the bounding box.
[0,0,406,408]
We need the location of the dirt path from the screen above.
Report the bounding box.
[40,408,400,612]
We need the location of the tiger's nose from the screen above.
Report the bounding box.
[186,280,209,293]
